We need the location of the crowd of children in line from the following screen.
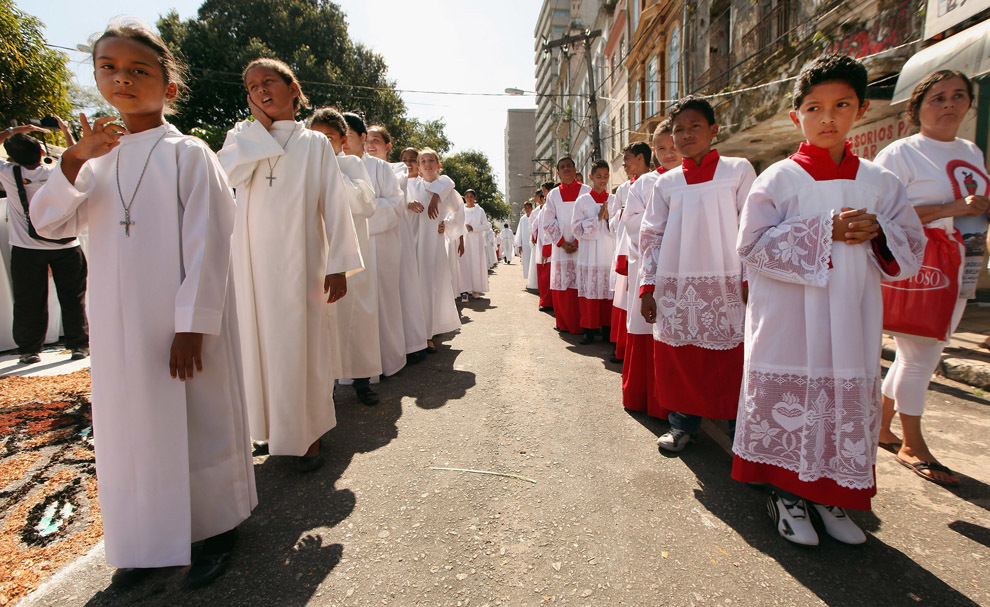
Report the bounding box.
[523,53,987,548]
[8,18,518,589]
[7,14,987,590]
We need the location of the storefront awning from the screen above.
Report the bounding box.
[892,20,990,104]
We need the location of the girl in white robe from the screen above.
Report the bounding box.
[30,22,255,584]
[406,149,464,346]
[459,190,490,296]
[219,58,363,466]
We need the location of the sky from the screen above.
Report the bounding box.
[25,0,540,193]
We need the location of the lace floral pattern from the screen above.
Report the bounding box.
[576,265,613,299]
[734,369,881,490]
[654,273,744,349]
[551,259,578,290]
[875,214,926,279]
[739,212,833,287]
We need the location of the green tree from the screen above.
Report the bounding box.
[441,150,511,221]
[157,0,408,148]
[388,117,453,161]
[0,0,72,127]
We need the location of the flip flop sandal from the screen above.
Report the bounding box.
[878,441,902,455]
[896,457,960,487]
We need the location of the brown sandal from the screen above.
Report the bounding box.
[896,457,960,487]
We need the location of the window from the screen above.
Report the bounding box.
[611,117,616,157]
[554,8,569,18]
[668,25,681,100]
[646,57,658,118]
[630,0,640,36]
[553,25,565,36]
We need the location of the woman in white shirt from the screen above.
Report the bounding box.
[875,70,989,487]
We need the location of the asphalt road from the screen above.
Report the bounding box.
[21,262,990,607]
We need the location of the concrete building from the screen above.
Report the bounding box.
[504,108,538,229]
[534,0,573,180]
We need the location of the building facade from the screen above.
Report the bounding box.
[504,108,538,229]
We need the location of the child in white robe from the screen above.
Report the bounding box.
[309,108,382,406]
[459,189,490,298]
[500,222,515,264]
[31,20,256,588]
[639,98,755,452]
[572,160,615,344]
[732,55,925,546]
[219,58,363,470]
[543,158,591,334]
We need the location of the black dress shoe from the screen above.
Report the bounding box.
[609,355,623,364]
[18,353,41,364]
[186,529,237,589]
[70,347,90,360]
[296,451,324,473]
[354,379,379,406]
[580,331,595,345]
[110,567,155,589]
[251,441,269,456]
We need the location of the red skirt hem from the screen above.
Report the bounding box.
[611,308,627,358]
[653,341,742,420]
[623,333,668,418]
[552,288,582,334]
[578,297,612,330]
[731,456,875,511]
[537,262,552,308]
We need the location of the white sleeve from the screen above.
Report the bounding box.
[173,142,237,335]
[216,120,284,189]
[318,143,364,276]
[30,159,92,239]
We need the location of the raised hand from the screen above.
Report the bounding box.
[60,114,129,184]
[247,95,273,130]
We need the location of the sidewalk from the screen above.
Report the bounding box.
[882,301,990,391]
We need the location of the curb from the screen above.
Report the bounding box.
[881,343,990,392]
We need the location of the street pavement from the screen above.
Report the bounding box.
[20,262,990,607]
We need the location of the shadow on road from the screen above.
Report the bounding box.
[675,443,982,607]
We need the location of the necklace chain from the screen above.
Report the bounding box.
[265,124,299,187]
[115,128,168,237]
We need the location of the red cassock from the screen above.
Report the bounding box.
[542,181,590,334]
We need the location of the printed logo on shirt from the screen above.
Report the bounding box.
[946,159,990,200]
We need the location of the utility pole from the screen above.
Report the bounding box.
[543,29,603,162]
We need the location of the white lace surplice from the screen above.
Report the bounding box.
[639,157,755,350]
[542,184,591,291]
[571,192,616,300]
[733,158,925,490]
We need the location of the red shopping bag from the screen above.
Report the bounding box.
[881,227,963,341]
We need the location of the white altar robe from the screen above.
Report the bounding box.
[31,123,256,567]
[623,171,660,335]
[611,180,633,312]
[500,227,514,262]
[219,119,363,456]
[526,206,542,289]
[514,213,532,279]
[733,147,925,493]
[571,191,616,300]
[335,153,381,380]
[542,183,591,290]
[459,205,490,293]
[366,154,408,375]
[407,177,463,336]
[445,205,466,298]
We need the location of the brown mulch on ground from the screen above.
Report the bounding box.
[0,370,99,606]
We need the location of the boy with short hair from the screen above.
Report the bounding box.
[542,158,591,334]
[571,159,615,343]
[639,96,756,451]
[0,124,89,364]
[732,55,924,546]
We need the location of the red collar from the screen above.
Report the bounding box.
[681,150,720,185]
[790,141,860,181]
[630,175,638,183]
[656,166,666,174]
[559,181,582,202]
[590,189,609,204]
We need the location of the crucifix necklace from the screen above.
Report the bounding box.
[115,128,168,237]
[265,124,299,187]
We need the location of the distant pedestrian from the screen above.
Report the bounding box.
[499,222,514,264]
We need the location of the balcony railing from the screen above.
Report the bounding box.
[742,1,792,59]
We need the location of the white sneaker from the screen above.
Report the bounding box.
[767,492,819,546]
[656,428,696,452]
[811,503,867,545]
